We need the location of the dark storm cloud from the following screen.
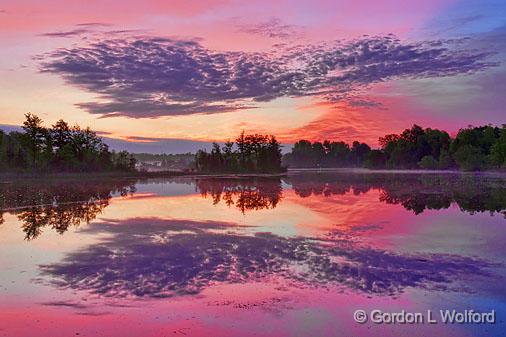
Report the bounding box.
[39,35,497,118]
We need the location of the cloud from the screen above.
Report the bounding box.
[347,98,385,109]
[41,300,89,309]
[277,101,401,144]
[40,216,498,298]
[236,17,304,39]
[40,23,143,38]
[39,34,498,118]
[75,22,112,27]
[40,28,93,38]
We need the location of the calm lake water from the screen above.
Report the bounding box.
[1,172,505,337]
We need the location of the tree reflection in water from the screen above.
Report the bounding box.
[0,179,136,240]
[196,174,506,216]
[1,174,504,298]
[40,217,499,298]
[2,173,505,241]
[287,173,506,216]
[196,177,282,213]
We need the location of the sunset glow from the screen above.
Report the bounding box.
[1,0,504,151]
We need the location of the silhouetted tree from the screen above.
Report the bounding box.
[195,133,284,173]
[450,125,501,170]
[453,145,485,171]
[489,125,506,168]
[350,141,371,166]
[418,155,438,169]
[285,123,504,172]
[364,150,386,169]
[0,113,136,173]
[22,113,46,168]
[379,125,450,169]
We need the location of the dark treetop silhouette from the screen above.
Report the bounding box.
[284,124,506,171]
[195,131,284,173]
[0,113,136,173]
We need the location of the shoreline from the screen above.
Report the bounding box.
[0,170,288,182]
[286,167,506,176]
[1,167,505,182]
[0,170,188,182]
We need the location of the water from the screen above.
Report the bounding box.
[0,172,505,337]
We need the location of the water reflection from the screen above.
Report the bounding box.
[0,179,136,239]
[1,173,505,241]
[287,173,506,216]
[40,217,498,298]
[0,171,504,337]
[196,177,282,213]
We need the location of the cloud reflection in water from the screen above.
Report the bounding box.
[40,217,499,298]
[0,174,502,299]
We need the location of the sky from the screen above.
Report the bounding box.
[0,0,505,153]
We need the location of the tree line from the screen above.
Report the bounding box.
[0,113,136,173]
[195,132,284,173]
[284,124,506,171]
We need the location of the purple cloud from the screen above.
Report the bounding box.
[39,35,497,118]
